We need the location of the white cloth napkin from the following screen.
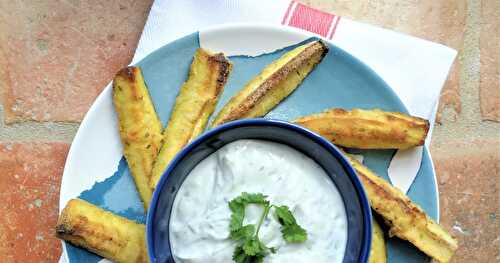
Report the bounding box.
[60,0,456,262]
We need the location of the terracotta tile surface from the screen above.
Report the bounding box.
[0,0,153,123]
[432,140,500,263]
[298,0,466,121]
[479,0,500,122]
[0,142,69,263]
[0,0,498,262]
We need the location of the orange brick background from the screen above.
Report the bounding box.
[0,0,498,262]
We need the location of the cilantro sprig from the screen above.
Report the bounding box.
[229,192,307,263]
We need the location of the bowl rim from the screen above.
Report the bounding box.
[146,118,372,263]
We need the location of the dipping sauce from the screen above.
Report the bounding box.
[169,140,347,262]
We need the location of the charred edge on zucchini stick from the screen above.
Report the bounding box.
[56,199,148,263]
[294,108,429,149]
[211,40,329,127]
[149,49,232,189]
[345,153,458,263]
[112,66,163,209]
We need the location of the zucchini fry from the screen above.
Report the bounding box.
[369,216,387,263]
[113,66,163,209]
[56,199,148,263]
[211,40,328,127]
[149,49,232,189]
[294,108,429,149]
[345,153,458,263]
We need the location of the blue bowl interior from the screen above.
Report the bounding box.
[148,119,372,263]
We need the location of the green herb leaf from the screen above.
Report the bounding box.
[231,224,256,241]
[242,237,266,256]
[274,205,308,243]
[229,200,245,232]
[237,192,269,205]
[232,245,247,263]
[233,244,265,263]
[274,205,297,226]
[281,224,308,243]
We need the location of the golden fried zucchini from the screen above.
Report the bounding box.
[369,216,387,263]
[294,108,429,149]
[345,154,458,263]
[113,66,163,209]
[56,199,148,263]
[211,40,328,127]
[149,49,232,189]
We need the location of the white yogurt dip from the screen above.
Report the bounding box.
[169,139,347,263]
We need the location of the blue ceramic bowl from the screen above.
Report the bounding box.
[147,119,372,263]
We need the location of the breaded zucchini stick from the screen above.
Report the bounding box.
[345,154,458,263]
[369,216,387,263]
[149,49,232,189]
[113,66,163,209]
[211,40,328,127]
[294,108,429,149]
[56,199,148,263]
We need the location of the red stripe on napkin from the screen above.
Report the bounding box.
[281,1,295,25]
[327,16,341,39]
[282,1,340,39]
